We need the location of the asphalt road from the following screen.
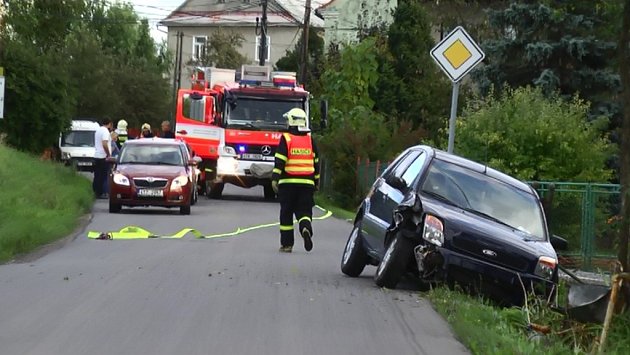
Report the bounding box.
[0,185,468,355]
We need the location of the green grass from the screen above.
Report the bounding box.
[0,144,93,262]
[427,286,630,355]
[315,192,357,221]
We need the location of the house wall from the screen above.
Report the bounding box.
[319,0,397,49]
[167,25,302,88]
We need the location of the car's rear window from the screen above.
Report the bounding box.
[119,145,184,166]
[421,159,546,240]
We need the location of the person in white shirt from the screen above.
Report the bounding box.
[93,118,113,199]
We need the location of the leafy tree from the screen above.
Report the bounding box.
[0,41,75,153]
[473,2,621,122]
[375,0,451,139]
[318,37,426,207]
[275,27,325,91]
[191,28,248,70]
[456,86,612,182]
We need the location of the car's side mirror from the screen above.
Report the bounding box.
[386,175,407,191]
[193,156,202,164]
[550,234,568,251]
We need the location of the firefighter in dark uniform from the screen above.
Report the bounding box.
[272,108,320,253]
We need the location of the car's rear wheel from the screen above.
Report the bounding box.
[109,199,121,213]
[207,182,224,199]
[341,221,369,277]
[374,232,414,289]
[180,204,191,215]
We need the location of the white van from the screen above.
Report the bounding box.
[59,120,100,171]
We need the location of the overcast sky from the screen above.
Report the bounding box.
[127,0,183,43]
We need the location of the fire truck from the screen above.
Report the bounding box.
[175,65,326,200]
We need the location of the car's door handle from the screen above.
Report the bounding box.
[177,130,188,135]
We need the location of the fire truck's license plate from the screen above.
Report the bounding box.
[241,154,263,160]
[137,189,163,197]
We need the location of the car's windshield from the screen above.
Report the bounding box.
[118,145,184,166]
[61,131,95,147]
[225,97,305,131]
[421,159,546,240]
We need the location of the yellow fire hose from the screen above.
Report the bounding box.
[88,205,333,240]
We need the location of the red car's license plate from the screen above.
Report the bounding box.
[137,189,163,197]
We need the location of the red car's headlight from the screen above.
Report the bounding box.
[170,175,188,189]
[112,173,130,186]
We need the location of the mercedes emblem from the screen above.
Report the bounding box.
[261,145,272,155]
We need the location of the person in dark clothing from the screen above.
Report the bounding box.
[271,108,320,253]
[161,120,176,139]
[139,123,154,138]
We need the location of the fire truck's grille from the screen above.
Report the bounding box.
[227,144,277,156]
[133,178,168,188]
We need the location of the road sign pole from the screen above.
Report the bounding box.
[447,81,460,154]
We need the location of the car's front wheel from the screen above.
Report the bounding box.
[180,204,191,215]
[109,200,121,213]
[374,232,414,289]
[341,222,369,277]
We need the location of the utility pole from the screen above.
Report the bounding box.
[299,0,311,85]
[259,0,268,66]
[171,31,182,122]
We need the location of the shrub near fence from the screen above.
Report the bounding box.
[350,158,621,271]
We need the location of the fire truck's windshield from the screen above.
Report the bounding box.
[225,97,305,131]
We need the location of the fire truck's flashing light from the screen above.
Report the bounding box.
[238,145,246,153]
[272,76,297,88]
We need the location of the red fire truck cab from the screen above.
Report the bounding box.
[175,65,325,200]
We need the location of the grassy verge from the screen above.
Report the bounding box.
[315,192,356,221]
[0,144,93,263]
[427,285,630,354]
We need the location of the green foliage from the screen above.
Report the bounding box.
[317,38,429,207]
[375,0,451,138]
[192,28,248,70]
[427,284,630,355]
[473,2,621,123]
[456,86,612,182]
[0,144,93,263]
[0,40,75,153]
[275,27,325,91]
[0,0,171,152]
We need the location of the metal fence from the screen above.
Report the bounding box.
[347,159,621,271]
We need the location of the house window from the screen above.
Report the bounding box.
[193,36,207,60]
[255,35,271,62]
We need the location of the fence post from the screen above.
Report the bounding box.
[580,184,594,269]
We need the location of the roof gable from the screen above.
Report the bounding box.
[161,0,326,27]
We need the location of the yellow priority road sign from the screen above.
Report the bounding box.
[430,26,485,83]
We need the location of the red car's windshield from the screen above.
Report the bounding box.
[119,145,184,166]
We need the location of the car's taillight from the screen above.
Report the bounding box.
[422,214,444,246]
[535,256,557,279]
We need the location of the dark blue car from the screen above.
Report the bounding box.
[341,145,566,305]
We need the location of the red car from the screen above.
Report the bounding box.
[108,138,201,215]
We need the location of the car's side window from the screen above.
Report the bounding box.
[387,151,421,181]
[400,152,427,188]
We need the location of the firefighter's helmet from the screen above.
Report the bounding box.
[117,119,128,130]
[284,108,307,128]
